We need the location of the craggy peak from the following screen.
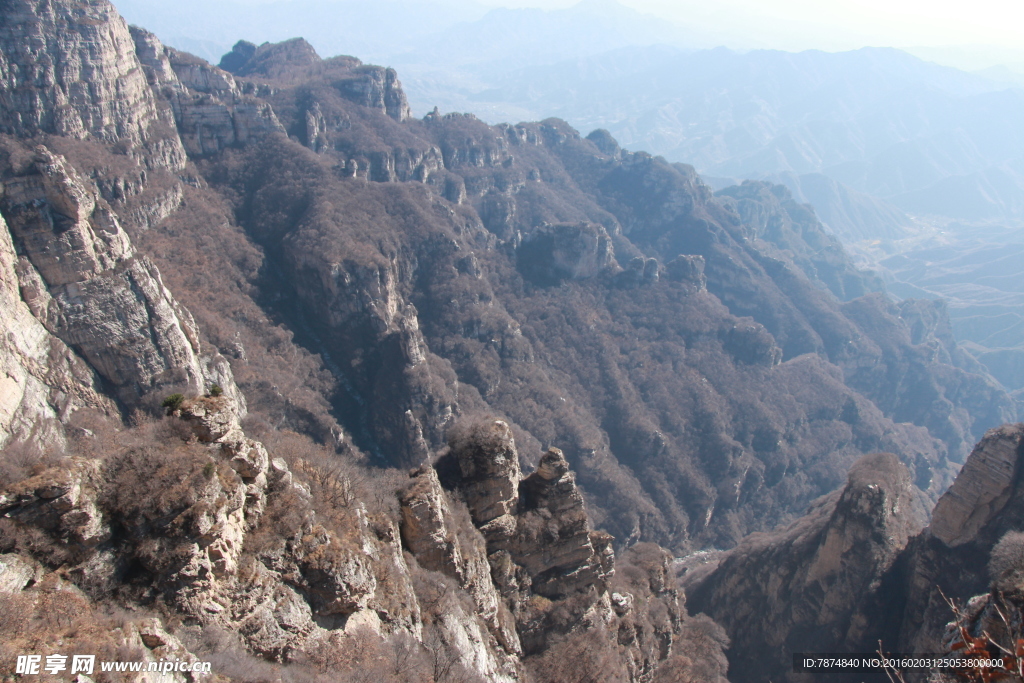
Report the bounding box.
[0,0,1022,681]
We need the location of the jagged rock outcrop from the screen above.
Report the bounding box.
[401,465,467,578]
[335,66,412,123]
[0,210,113,449]
[176,396,269,515]
[449,420,522,534]
[304,102,328,153]
[722,320,783,366]
[128,28,285,157]
[616,255,660,287]
[216,37,411,122]
[442,421,616,654]
[0,398,430,667]
[513,447,615,599]
[400,464,522,677]
[928,424,1024,548]
[0,552,43,592]
[398,418,715,680]
[894,424,1024,658]
[685,453,926,682]
[0,0,186,171]
[921,528,1024,682]
[665,253,707,290]
[218,40,257,74]
[0,399,266,608]
[1,147,212,406]
[230,38,321,79]
[517,222,617,284]
[0,457,109,556]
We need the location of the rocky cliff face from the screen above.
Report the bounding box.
[0,209,113,451]
[685,452,925,682]
[0,3,247,433]
[0,0,187,170]
[442,422,615,649]
[128,27,286,157]
[685,423,1024,683]
[894,424,1024,658]
[1,0,153,142]
[1,145,215,408]
[0,0,1019,679]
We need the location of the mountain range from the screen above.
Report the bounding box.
[2,0,1024,681]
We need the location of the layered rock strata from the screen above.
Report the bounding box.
[0,0,187,171]
[1,0,155,143]
[440,421,616,653]
[1,147,211,406]
[400,464,522,677]
[0,209,113,450]
[685,452,925,682]
[896,424,1024,658]
[686,424,1024,683]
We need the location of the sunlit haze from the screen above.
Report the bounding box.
[480,0,1024,52]
[116,0,1024,73]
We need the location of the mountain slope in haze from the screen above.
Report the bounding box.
[180,33,1014,549]
[418,44,1024,222]
[706,171,918,243]
[864,220,1024,393]
[115,0,1024,225]
[2,0,1014,552]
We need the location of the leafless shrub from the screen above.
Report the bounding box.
[525,624,629,683]
[991,531,1024,591]
[411,563,456,622]
[0,440,65,489]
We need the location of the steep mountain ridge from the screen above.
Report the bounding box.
[687,423,1024,683]
[685,452,926,682]
[407,43,1024,222]
[2,0,1016,548]
[0,1,1020,680]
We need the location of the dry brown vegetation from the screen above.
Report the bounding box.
[4,26,1018,683]
[0,577,159,683]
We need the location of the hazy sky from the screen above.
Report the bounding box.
[117,0,1024,72]
[138,0,1024,52]
[116,0,1024,69]
[482,0,1024,53]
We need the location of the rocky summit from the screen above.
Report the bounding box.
[0,0,1023,681]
